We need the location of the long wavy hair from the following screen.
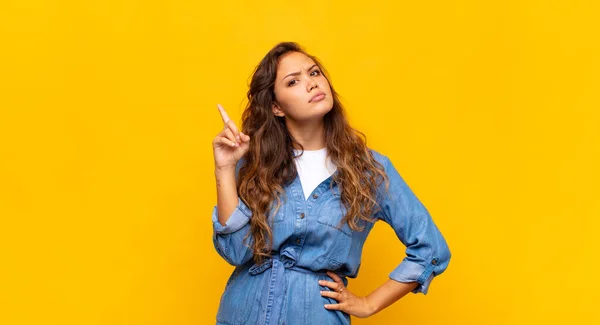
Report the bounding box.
[237,42,390,265]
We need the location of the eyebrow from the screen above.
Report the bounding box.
[283,64,319,81]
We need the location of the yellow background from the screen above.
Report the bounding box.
[1,0,598,324]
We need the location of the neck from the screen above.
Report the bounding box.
[286,118,326,151]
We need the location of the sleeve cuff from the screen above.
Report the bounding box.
[389,258,439,295]
[212,197,252,234]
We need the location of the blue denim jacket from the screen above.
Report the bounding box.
[211,149,451,325]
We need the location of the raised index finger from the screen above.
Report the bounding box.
[216,103,230,124]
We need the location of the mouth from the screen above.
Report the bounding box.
[309,92,326,103]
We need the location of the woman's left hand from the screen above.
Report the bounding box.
[318,271,376,319]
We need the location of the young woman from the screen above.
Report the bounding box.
[211,42,451,324]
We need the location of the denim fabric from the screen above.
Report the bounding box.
[212,149,451,324]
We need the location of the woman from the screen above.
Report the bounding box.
[211,42,451,324]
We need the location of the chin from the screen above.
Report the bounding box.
[314,100,333,113]
[303,104,333,122]
[316,96,333,107]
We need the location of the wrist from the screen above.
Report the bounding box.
[214,165,236,174]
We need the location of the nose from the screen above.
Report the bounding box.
[307,79,318,91]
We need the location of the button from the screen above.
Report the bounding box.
[432,258,438,265]
[300,213,305,219]
[313,193,319,199]
[296,238,301,244]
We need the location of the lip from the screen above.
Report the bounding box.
[309,92,326,103]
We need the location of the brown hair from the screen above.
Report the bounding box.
[237,41,389,265]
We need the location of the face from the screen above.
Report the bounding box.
[272,51,334,123]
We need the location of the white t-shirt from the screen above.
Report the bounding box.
[292,147,337,200]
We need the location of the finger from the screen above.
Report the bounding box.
[216,104,231,124]
[326,271,344,287]
[319,281,343,293]
[318,280,337,290]
[324,303,345,311]
[221,118,241,143]
[218,136,237,148]
[320,290,342,300]
[239,131,250,142]
[223,128,239,146]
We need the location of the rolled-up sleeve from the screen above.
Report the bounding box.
[377,155,451,295]
[212,196,255,266]
[211,159,255,266]
[212,196,252,234]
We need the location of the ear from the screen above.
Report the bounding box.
[272,102,285,117]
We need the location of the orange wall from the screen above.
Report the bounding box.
[1,1,598,324]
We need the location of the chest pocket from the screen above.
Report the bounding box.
[317,188,353,237]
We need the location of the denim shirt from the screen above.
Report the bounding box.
[211,149,451,324]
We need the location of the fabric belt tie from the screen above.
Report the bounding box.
[248,247,345,324]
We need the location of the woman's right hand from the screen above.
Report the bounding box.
[212,104,251,171]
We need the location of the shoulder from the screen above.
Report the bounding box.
[367,148,391,168]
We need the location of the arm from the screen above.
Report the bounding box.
[211,159,255,266]
[365,279,420,315]
[319,154,451,318]
[320,155,451,317]
[377,154,451,296]
[211,103,254,266]
[215,166,239,226]
[320,272,420,318]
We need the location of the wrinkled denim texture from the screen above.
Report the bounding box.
[212,149,451,324]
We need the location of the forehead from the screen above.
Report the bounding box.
[277,52,316,75]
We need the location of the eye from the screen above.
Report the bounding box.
[287,70,320,86]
